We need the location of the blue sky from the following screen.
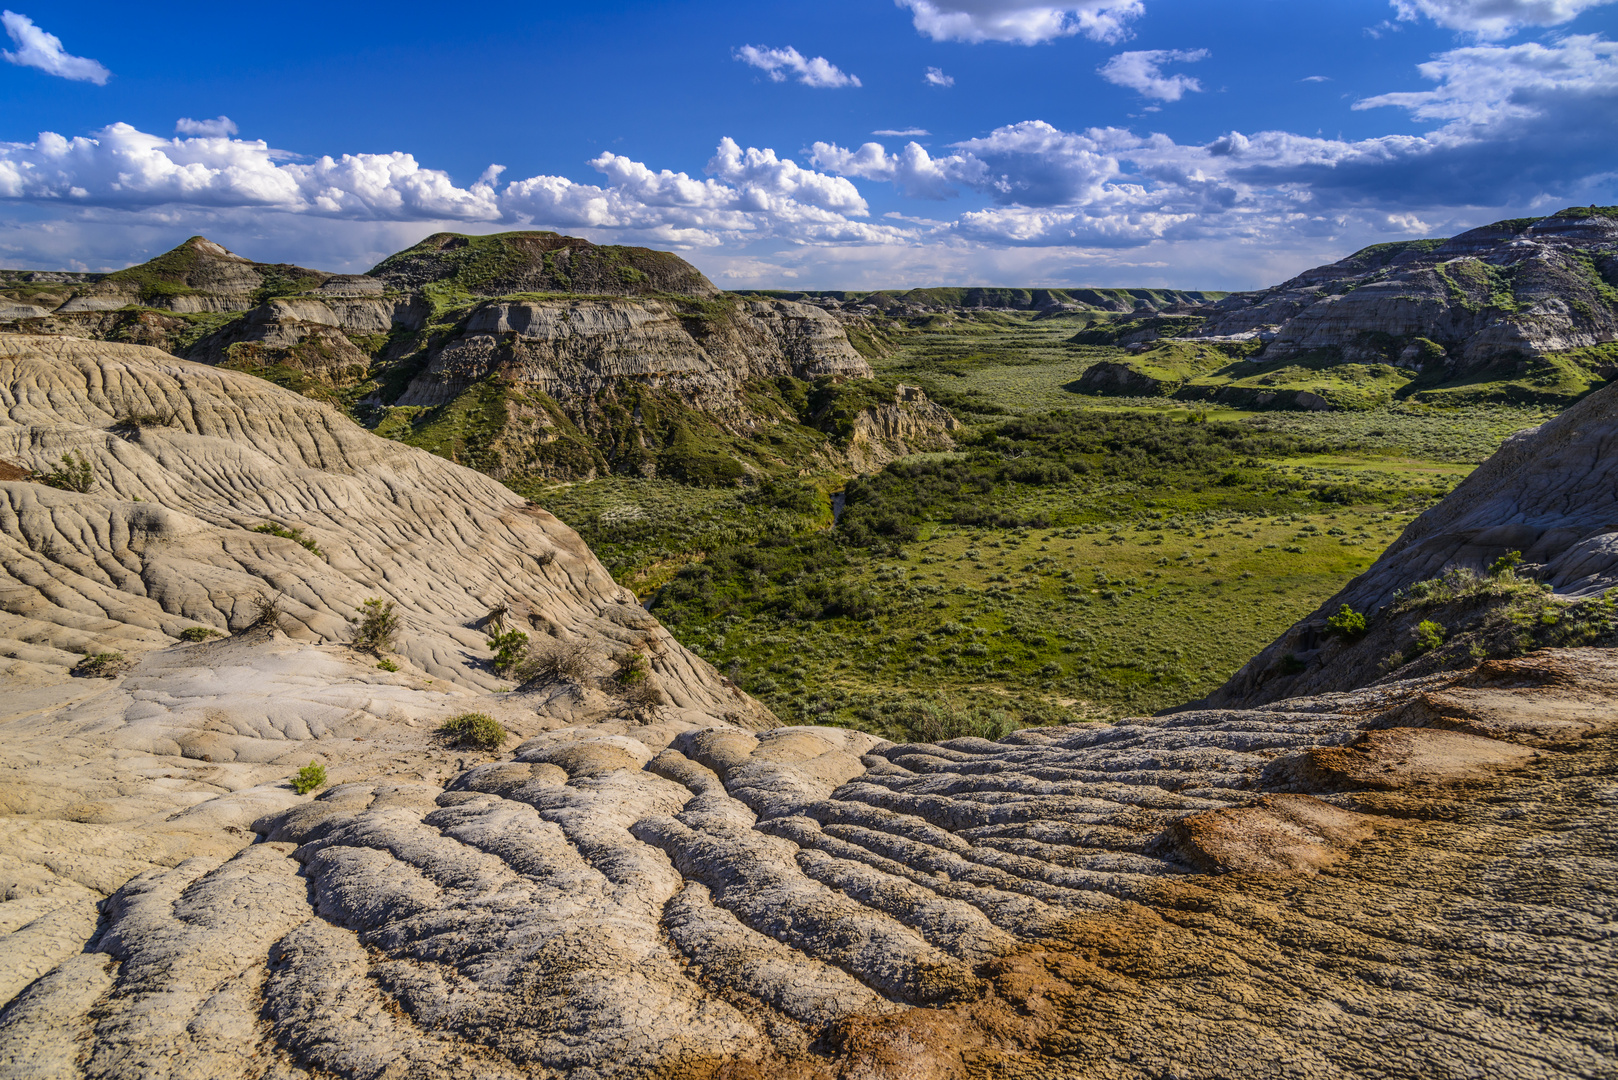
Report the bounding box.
[2,0,1615,288]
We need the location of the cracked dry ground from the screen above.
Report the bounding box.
[5,649,1613,1080]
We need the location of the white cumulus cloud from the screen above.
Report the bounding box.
[895,0,1145,44]
[1,10,110,84]
[0,122,907,251]
[1354,34,1618,127]
[811,140,968,200]
[175,116,239,138]
[873,127,932,136]
[1097,48,1209,101]
[1390,0,1616,38]
[733,45,861,88]
[924,66,956,87]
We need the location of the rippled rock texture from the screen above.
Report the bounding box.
[3,645,1613,1079]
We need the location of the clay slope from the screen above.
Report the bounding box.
[0,334,758,711]
[1202,376,1618,708]
[1196,207,1618,371]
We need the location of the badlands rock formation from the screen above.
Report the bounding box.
[0,235,953,482]
[1195,207,1618,370]
[0,334,1613,1079]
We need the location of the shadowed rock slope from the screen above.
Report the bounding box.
[1073,207,1618,410]
[1201,376,1618,709]
[1199,208,1618,369]
[0,336,1614,1079]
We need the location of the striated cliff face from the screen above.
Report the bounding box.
[0,339,1611,1076]
[0,335,766,712]
[400,296,869,411]
[1196,207,1618,372]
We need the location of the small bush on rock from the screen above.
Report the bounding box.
[486,629,530,674]
[609,649,663,708]
[292,762,326,795]
[515,638,595,685]
[1489,550,1524,578]
[247,592,285,631]
[439,712,507,750]
[253,522,322,556]
[1414,619,1446,653]
[73,651,131,678]
[42,452,95,493]
[350,598,399,654]
[180,626,220,642]
[1326,604,1367,639]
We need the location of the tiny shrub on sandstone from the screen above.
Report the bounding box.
[1489,550,1524,578]
[1414,619,1446,653]
[1326,604,1367,639]
[439,712,507,750]
[350,598,400,654]
[377,658,400,672]
[515,638,595,685]
[180,626,220,642]
[609,649,663,707]
[253,521,322,556]
[486,629,530,674]
[247,592,284,631]
[292,762,326,795]
[42,452,95,493]
[74,651,131,678]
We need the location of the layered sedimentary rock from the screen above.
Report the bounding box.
[0,334,1613,1079]
[0,234,948,481]
[1196,208,1618,370]
[399,296,868,411]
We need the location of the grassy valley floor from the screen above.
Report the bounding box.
[525,310,1561,740]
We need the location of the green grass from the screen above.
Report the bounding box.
[534,408,1479,730]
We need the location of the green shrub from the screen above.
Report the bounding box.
[1326,604,1368,639]
[253,522,322,555]
[1278,653,1306,675]
[376,657,400,672]
[292,762,327,795]
[42,452,95,493]
[349,597,400,654]
[1414,619,1446,653]
[179,626,220,642]
[73,651,130,678]
[486,629,530,674]
[247,591,284,630]
[609,649,663,707]
[1489,550,1523,578]
[439,712,507,750]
